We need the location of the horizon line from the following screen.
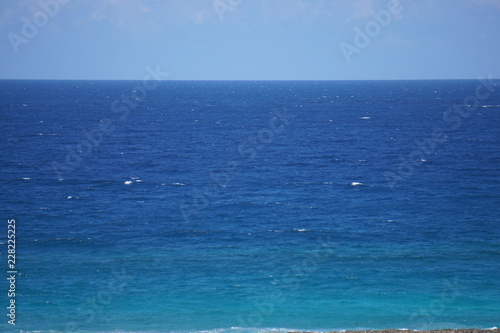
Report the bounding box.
[0,78,497,82]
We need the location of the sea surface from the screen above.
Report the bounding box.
[0,80,499,333]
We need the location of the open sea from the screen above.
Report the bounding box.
[0,79,499,333]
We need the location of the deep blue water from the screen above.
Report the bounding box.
[0,80,499,333]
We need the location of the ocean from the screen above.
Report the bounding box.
[0,79,499,333]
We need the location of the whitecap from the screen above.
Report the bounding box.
[21,177,30,180]
[464,104,500,108]
[359,116,371,119]
[293,228,307,232]
[35,133,57,136]
[351,182,363,186]
[124,181,133,185]
[172,182,186,186]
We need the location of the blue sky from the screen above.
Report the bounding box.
[1,0,499,80]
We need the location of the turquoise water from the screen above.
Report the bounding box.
[0,80,499,332]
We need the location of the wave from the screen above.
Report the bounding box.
[15,328,293,333]
[14,328,500,333]
[464,104,500,108]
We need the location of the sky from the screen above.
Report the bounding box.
[0,0,499,80]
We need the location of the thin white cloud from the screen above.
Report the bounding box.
[257,0,348,23]
[383,35,413,48]
[351,0,374,19]
[471,0,500,8]
[192,10,207,25]
[138,3,150,13]
[89,5,107,23]
[87,0,173,35]
[0,7,14,28]
[87,0,216,31]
